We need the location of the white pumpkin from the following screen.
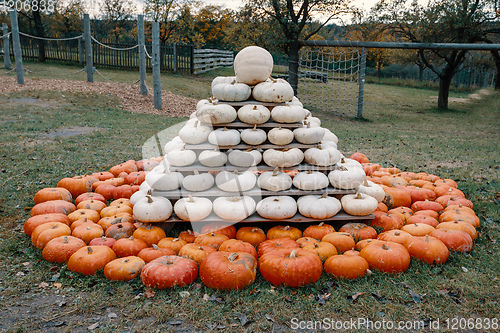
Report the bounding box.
[196,97,217,110]
[237,105,271,125]
[178,121,211,145]
[139,181,151,192]
[234,46,273,85]
[297,194,342,219]
[174,195,212,222]
[341,193,378,216]
[267,126,294,145]
[271,104,306,123]
[213,196,256,221]
[305,115,321,127]
[257,168,293,192]
[198,149,227,167]
[211,76,236,89]
[293,123,325,144]
[240,125,267,145]
[304,145,341,166]
[133,195,172,222]
[228,149,262,167]
[182,170,214,192]
[292,170,329,190]
[256,196,297,220]
[337,157,363,169]
[356,180,385,202]
[263,148,304,168]
[208,127,241,146]
[130,189,149,205]
[289,96,303,107]
[164,136,184,154]
[320,140,338,150]
[166,148,197,167]
[215,170,257,192]
[322,129,339,144]
[252,78,294,103]
[212,80,252,102]
[196,101,237,124]
[145,170,184,191]
[328,165,367,190]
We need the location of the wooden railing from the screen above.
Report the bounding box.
[194,49,234,74]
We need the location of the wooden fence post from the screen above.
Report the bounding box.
[2,23,12,70]
[84,14,93,83]
[78,37,84,66]
[138,15,147,95]
[357,47,366,119]
[173,43,178,73]
[152,22,162,110]
[9,10,23,84]
[190,45,194,75]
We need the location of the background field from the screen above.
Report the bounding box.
[0,63,499,332]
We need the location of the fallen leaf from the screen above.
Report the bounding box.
[144,289,155,299]
[316,292,331,305]
[350,292,366,302]
[265,314,275,322]
[22,262,30,266]
[409,289,423,303]
[58,301,66,307]
[192,283,202,289]
[53,283,62,289]
[88,322,99,330]
[234,312,249,326]
[54,321,65,327]
[168,319,182,325]
[179,291,190,298]
[108,313,117,319]
[16,272,25,277]
[371,292,387,303]
[203,294,224,304]
[461,267,469,273]
[39,282,49,288]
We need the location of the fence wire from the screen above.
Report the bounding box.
[298,47,362,116]
[91,36,138,51]
[19,31,82,41]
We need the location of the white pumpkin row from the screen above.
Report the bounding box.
[211,76,294,103]
[132,192,378,223]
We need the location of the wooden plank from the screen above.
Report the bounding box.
[153,185,353,199]
[185,142,316,151]
[166,211,374,224]
[169,162,339,172]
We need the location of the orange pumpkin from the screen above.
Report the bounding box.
[31,222,72,249]
[34,187,72,204]
[219,239,258,258]
[137,244,175,263]
[104,256,145,281]
[355,238,384,251]
[413,209,440,220]
[42,235,86,263]
[124,171,146,185]
[360,241,410,274]
[72,224,104,244]
[406,235,449,264]
[89,236,117,248]
[112,236,148,257]
[77,200,106,213]
[100,205,133,218]
[109,160,138,177]
[95,184,117,201]
[235,227,267,247]
[302,241,337,262]
[24,213,71,236]
[194,233,229,250]
[140,255,198,289]
[434,186,464,198]
[436,221,477,240]
[411,200,444,213]
[178,230,199,243]
[57,175,98,198]
[381,186,411,209]
[296,236,317,247]
[438,209,480,227]
[339,223,377,241]
[321,232,355,253]
[68,246,117,275]
[132,225,167,247]
[406,215,439,227]
[324,253,370,279]
[91,171,115,181]
[257,238,299,257]
[434,179,458,188]
[436,195,473,209]
[178,243,217,265]
[200,223,237,239]
[157,237,188,254]
[377,230,413,247]
[406,187,436,203]
[31,200,76,217]
[109,198,133,208]
[74,192,106,206]
[267,225,302,240]
[350,152,369,163]
[68,209,100,223]
[200,252,257,290]
[112,185,140,200]
[362,163,381,176]
[303,222,335,240]
[401,223,435,237]
[370,212,404,232]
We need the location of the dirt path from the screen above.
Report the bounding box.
[0,77,196,117]
[431,88,494,103]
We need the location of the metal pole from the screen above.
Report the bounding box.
[152,22,162,110]
[138,15,147,95]
[9,10,23,84]
[2,23,12,70]
[84,14,93,83]
[357,47,366,119]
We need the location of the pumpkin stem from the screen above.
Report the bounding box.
[382,244,389,250]
[63,236,69,244]
[252,105,258,110]
[340,157,345,163]
[289,249,298,258]
[223,127,228,131]
[146,195,153,204]
[193,169,199,176]
[123,258,130,263]
[320,194,327,199]
[339,166,348,171]
[129,236,134,240]
[251,228,261,233]
[317,143,322,150]
[319,222,324,227]
[424,235,430,242]
[87,247,93,254]
[188,194,194,203]
[355,193,363,199]
[228,253,238,262]
[166,260,174,265]
[252,124,257,131]
[314,243,320,248]
[272,167,279,177]
[307,170,313,174]
[173,238,180,242]
[395,231,400,236]
[306,122,310,129]
[284,226,290,231]
[363,179,369,187]
[194,120,199,127]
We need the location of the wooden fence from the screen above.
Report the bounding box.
[12,37,233,75]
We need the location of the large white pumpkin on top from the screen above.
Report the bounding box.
[234,46,273,85]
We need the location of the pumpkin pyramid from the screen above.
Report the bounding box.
[131,46,383,232]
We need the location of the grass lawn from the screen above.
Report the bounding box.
[0,62,499,332]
